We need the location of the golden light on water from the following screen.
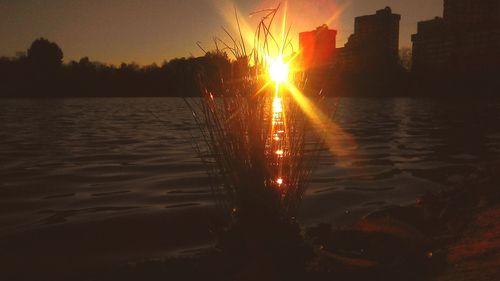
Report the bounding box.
[276,178,284,186]
[271,89,286,189]
[272,96,283,113]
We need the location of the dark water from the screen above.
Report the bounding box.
[1,97,500,279]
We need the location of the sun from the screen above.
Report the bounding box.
[268,56,289,84]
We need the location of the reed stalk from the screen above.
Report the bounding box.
[184,7,338,270]
[187,5,335,217]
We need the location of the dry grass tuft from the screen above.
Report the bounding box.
[185,6,338,225]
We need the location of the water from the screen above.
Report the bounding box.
[1,97,499,278]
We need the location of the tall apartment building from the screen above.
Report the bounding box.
[444,0,500,29]
[412,0,500,72]
[338,7,401,71]
[412,18,453,72]
[299,24,337,69]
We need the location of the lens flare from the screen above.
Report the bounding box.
[268,57,289,84]
[284,82,357,161]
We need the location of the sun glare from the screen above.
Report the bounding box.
[268,57,289,84]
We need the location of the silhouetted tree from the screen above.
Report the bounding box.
[27,38,63,69]
[78,57,93,68]
[0,38,235,98]
[399,47,412,71]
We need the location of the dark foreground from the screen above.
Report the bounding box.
[1,98,499,280]
[86,165,500,281]
[2,178,499,281]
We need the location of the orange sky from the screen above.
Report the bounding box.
[0,0,443,65]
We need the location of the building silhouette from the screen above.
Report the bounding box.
[412,0,500,73]
[444,0,500,29]
[411,17,452,72]
[299,25,337,69]
[337,7,401,71]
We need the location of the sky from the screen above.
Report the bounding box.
[0,0,443,65]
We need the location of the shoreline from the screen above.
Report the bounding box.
[87,173,499,281]
[2,170,497,281]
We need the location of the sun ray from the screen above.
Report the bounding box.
[187,2,358,224]
[213,0,255,57]
[254,80,272,96]
[284,82,357,159]
[280,1,288,55]
[325,2,351,27]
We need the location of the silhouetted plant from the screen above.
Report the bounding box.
[184,6,337,276]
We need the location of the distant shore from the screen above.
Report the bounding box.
[2,39,499,99]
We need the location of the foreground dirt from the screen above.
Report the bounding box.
[82,169,500,281]
[435,206,500,281]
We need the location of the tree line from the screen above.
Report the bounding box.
[0,38,231,98]
[2,38,493,98]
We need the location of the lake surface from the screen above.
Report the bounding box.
[1,97,500,279]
